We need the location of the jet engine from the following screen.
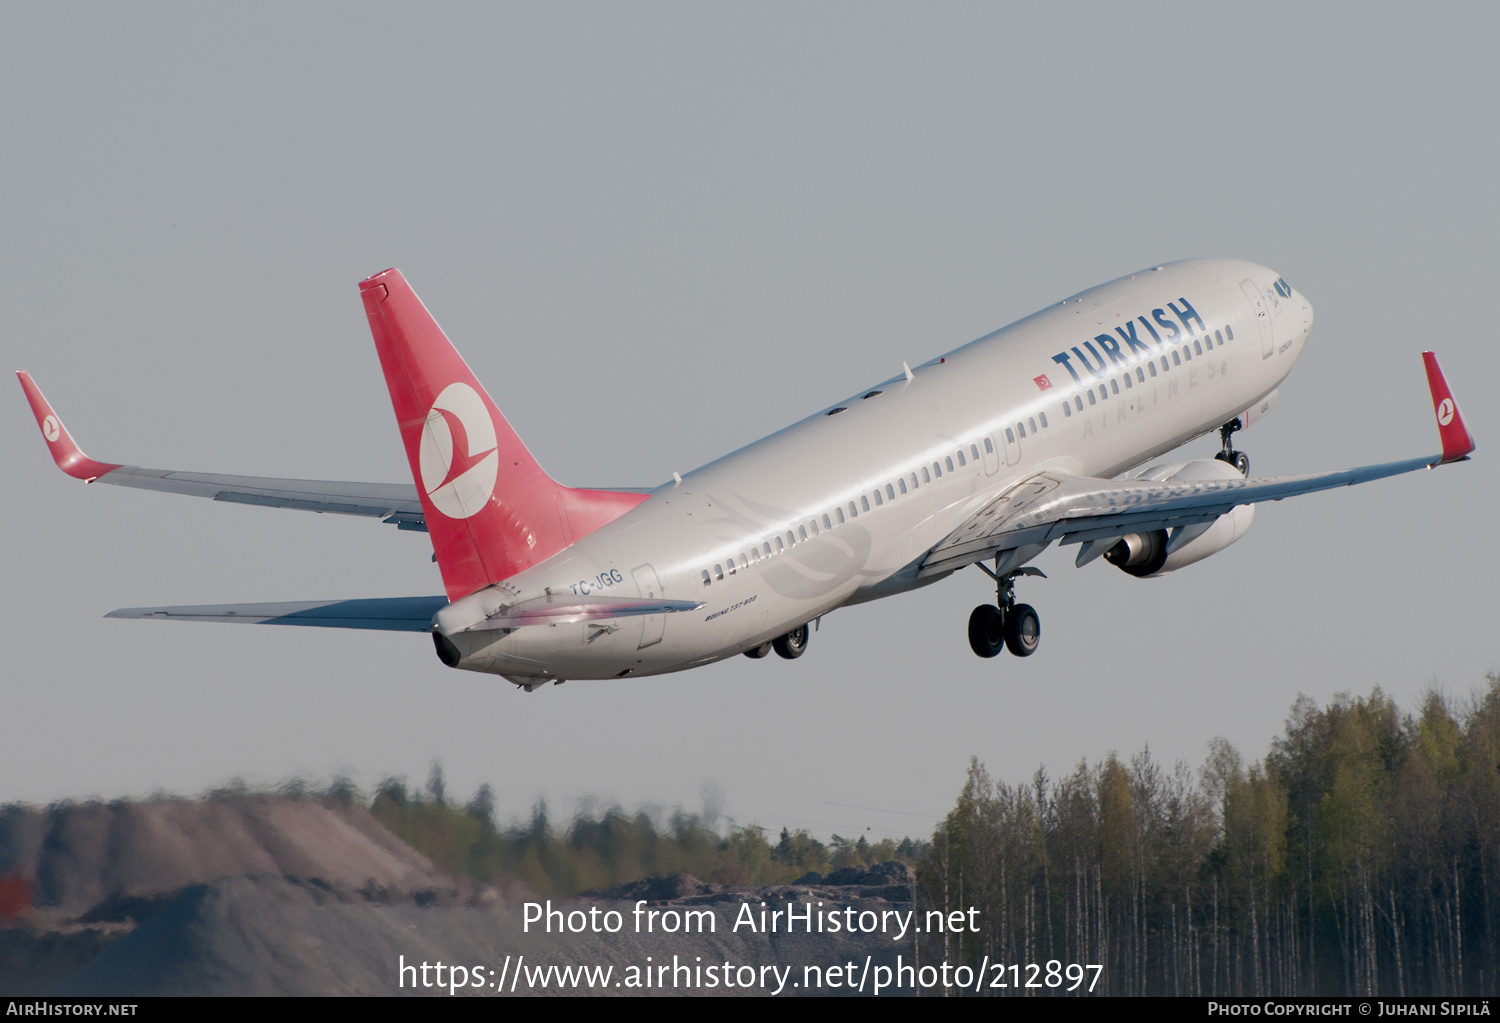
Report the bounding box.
[1103,459,1255,577]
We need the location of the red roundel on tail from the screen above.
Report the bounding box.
[360,269,647,601]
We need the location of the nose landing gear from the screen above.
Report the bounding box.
[967,561,1045,659]
[1214,418,1250,476]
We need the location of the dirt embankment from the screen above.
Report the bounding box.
[0,798,920,996]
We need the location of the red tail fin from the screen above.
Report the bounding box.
[360,269,647,601]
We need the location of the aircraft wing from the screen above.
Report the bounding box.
[18,372,431,530]
[106,596,450,631]
[920,351,1475,578]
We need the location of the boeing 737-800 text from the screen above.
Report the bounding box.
[19,258,1474,689]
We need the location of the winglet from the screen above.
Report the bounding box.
[16,373,122,482]
[1422,353,1475,464]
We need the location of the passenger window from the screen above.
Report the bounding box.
[799,525,808,542]
[1087,391,1096,406]
[1098,386,1107,401]
[1172,351,1181,366]
[808,520,818,537]
[1074,396,1084,412]
[1194,340,1203,356]
[727,559,735,575]
[1137,368,1145,383]
[849,501,859,518]
[861,496,870,512]
[775,537,784,552]
[874,490,883,506]
[822,514,832,530]
[1183,346,1192,361]
[970,444,980,461]
[764,542,773,557]
[922,466,931,483]
[1039,412,1048,428]
[750,548,760,564]
[886,484,895,500]
[1017,422,1026,438]
[898,478,908,495]
[1149,362,1157,378]
[1226,325,1234,340]
[715,564,724,580]
[1123,374,1132,389]
[910,472,919,489]
[957,451,966,467]
[1161,356,1170,372]
[984,437,994,454]
[836,507,845,525]
[1215,330,1223,346]
[945,457,954,472]
[1006,427,1015,442]
[787,530,796,547]
[702,569,711,587]
[1111,380,1119,395]
[1029,417,1038,433]
[1063,403,1072,418]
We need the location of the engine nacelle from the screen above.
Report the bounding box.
[1104,458,1255,578]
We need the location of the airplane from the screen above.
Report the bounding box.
[18,259,1475,690]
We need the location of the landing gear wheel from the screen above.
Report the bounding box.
[1004,603,1040,657]
[1217,418,1248,476]
[773,624,809,660]
[968,605,1006,658]
[744,642,773,659]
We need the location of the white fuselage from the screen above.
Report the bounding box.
[447,258,1314,684]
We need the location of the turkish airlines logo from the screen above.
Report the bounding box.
[1437,398,1455,426]
[418,383,499,520]
[41,415,61,443]
[1033,374,1052,391]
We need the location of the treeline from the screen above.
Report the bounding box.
[337,769,925,895]
[920,675,1500,996]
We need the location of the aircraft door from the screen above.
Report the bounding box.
[631,563,665,649]
[1240,280,1275,359]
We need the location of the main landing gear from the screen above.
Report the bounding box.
[968,562,1045,659]
[1214,418,1250,476]
[744,622,811,660]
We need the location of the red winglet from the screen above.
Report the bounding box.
[15,372,122,481]
[1422,353,1475,464]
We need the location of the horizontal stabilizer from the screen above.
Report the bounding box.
[107,596,449,631]
[438,593,705,633]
